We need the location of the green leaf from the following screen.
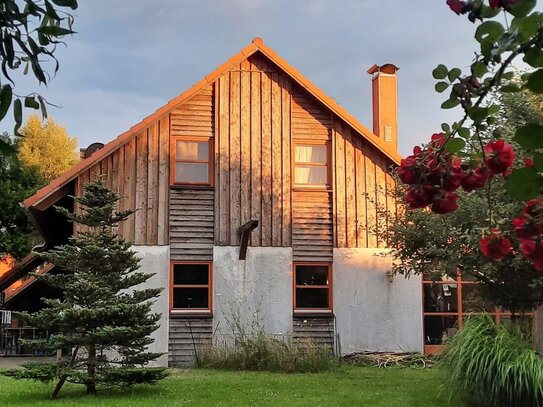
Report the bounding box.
[0,84,12,121]
[441,98,460,109]
[533,152,543,172]
[508,0,536,17]
[526,69,543,93]
[435,81,449,93]
[37,26,75,36]
[468,106,489,123]
[457,127,471,139]
[505,167,541,200]
[514,123,543,149]
[38,96,48,119]
[13,98,22,134]
[24,96,39,109]
[441,123,451,132]
[524,48,543,68]
[448,68,462,82]
[444,137,466,153]
[500,83,521,93]
[488,105,500,115]
[51,0,78,10]
[502,71,515,80]
[432,64,448,80]
[475,21,505,44]
[472,61,488,78]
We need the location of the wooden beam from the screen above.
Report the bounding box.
[238,220,259,260]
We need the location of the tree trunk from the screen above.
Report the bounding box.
[51,347,79,400]
[86,344,97,395]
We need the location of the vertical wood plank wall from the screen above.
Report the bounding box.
[75,119,170,245]
[74,53,395,252]
[215,55,292,247]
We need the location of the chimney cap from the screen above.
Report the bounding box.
[367,63,399,75]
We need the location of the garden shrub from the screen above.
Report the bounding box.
[440,315,543,407]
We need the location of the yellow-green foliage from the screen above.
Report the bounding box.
[18,114,79,181]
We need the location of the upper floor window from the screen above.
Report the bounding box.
[293,143,329,187]
[172,137,213,185]
[294,263,332,311]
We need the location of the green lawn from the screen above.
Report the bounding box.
[0,366,464,406]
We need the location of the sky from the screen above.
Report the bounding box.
[0,0,527,157]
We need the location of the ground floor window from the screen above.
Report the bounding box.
[294,263,332,311]
[422,271,534,354]
[170,262,212,312]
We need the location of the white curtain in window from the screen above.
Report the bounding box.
[295,165,327,185]
[177,141,208,161]
[295,145,326,163]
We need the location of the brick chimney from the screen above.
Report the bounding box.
[367,64,399,152]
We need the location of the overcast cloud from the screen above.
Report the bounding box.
[0,1,534,156]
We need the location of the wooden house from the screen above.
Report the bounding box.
[0,38,430,365]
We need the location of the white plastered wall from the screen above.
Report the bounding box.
[333,248,423,354]
[133,246,170,367]
[212,246,293,340]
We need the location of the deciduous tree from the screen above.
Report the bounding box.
[18,114,79,182]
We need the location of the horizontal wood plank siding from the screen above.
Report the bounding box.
[292,191,333,262]
[169,188,214,261]
[293,316,335,351]
[168,317,212,368]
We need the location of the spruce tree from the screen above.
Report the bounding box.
[3,178,168,398]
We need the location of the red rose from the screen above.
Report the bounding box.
[525,157,534,168]
[480,229,512,260]
[447,0,467,14]
[431,191,458,214]
[431,133,447,148]
[484,140,515,174]
[461,166,488,192]
[406,186,437,209]
[489,0,500,8]
[513,198,543,240]
[397,156,420,185]
[520,239,543,272]
[442,162,464,192]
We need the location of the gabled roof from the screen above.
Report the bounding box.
[24,37,401,210]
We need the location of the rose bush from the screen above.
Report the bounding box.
[397,0,543,276]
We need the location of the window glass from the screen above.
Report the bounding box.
[176,140,209,161]
[462,284,495,313]
[296,288,329,309]
[296,265,329,285]
[423,283,458,313]
[424,316,458,345]
[175,162,209,183]
[295,145,327,163]
[173,264,209,285]
[294,166,327,185]
[173,288,209,309]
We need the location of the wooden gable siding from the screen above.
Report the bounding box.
[75,117,170,245]
[214,55,292,247]
[169,85,215,260]
[332,118,393,249]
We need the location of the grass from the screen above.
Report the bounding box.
[440,315,543,407]
[0,365,464,406]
